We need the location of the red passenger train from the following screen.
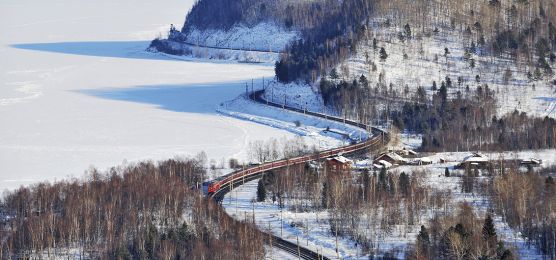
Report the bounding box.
[203,128,387,196]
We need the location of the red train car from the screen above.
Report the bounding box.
[202,181,221,195]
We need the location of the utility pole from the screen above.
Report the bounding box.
[297,235,301,260]
[280,209,283,237]
[306,218,309,246]
[269,222,273,260]
[252,200,255,224]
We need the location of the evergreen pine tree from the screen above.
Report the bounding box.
[404,23,412,38]
[378,167,388,192]
[322,181,329,208]
[256,178,266,202]
[362,170,370,202]
[416,225,430,256]
[379,47,388,61]
[445,167,450,177]
[330,68,339,79]
[482,214,497,243]
[399,172,410,196]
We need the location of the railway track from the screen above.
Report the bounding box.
[206,90,390,259]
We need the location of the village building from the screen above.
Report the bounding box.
[373,160,393,169]
[326,156,353,173]
[416,157,433,165]
[373,152,408,165]
[373,152,408,166]
[456,153,491,169]
[521,158,542,167]
[393,147,418,158]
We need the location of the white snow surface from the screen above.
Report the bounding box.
[224,179,363,260]
[184,23,299,52]
[218,92,369,147]
[0,0,308,191]
[262,81,330,114]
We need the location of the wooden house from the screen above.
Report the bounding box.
[326,156,353,173]
[456,153,491,169]
[373,152,408,166]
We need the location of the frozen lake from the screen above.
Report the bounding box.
[0,0,300,190]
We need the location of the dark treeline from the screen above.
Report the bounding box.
[275,0,375,83]
[0,158,265,259]
[391,83,556,151]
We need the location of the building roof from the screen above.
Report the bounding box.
[378,152,408,162]
[376,160,393,168]
[395,148,418,156]
[463,153,489,163]
[522,158,542,164]
[328,155,353,164]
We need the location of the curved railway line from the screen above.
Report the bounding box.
[205,90,390,259]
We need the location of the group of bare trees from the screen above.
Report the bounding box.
[322,168,454,256]
[0,158,265,259]
[259,162,457,256]
[486,167,556,258]
[247,136,313,164]
[407,203,513,260]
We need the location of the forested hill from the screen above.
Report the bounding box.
[156,0,555,86]
[151,0,377,64]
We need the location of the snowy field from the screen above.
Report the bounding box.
[0,0,307,191]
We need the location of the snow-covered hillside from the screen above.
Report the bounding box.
[183,23,299,52]
[149,22,299,63]
[336,20,556,118]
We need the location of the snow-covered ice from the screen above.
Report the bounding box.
[0,0,308,191]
